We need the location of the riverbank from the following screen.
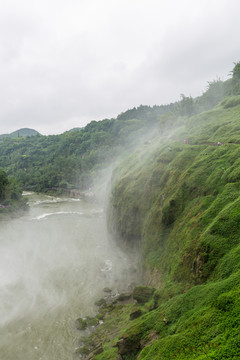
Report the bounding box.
[76,286,156,359]
[0,198,28,220]
[45,187,95,200]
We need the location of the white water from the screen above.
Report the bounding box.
[0,193,141,359]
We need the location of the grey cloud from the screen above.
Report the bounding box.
[1,0,240,135]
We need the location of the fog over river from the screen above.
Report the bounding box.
[0,193,141,359]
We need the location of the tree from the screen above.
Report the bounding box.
[196,78,226,112]
[0,169,8,200]
[231,61,240,80]
[227,62,240,95]
[176,94,194,116]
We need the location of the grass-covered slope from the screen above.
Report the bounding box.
[109,96,240,287]
[89,273,240,359]
[87,98,240,359]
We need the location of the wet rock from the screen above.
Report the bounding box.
[105,302,116,312]
[85,344,103,359]
[94,298,107,307]
[129,308,142,320]
[116,334,140,356]
[76,337,97,357]
[127,282,137,291]
[132,286,155,304]
[103,287,112,293]
[75,317,87,330]
[76,343,103,359]
[86,316,99,327]
[117,292,132,302]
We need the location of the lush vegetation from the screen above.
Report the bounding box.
[0,168,27,214]
[0,104,176,194]
[73,63,240,359]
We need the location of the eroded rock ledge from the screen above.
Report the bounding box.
[75,285,157,359]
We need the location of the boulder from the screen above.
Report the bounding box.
[103,287,112,293]
[116,335,140,356]
[130,308,142,320]
[132,286,155,304]
[117,292,132,302]
[75,317,87,330]
[86,316,99,327]
[94,298,107,307]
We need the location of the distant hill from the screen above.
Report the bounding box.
[0,128,41,139]
[67,127,83,133]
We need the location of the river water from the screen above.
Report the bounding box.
[0,193,141,360]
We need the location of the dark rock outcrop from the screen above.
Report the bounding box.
[132,286,155,304]
[129,308,142,320]
[75,317,87,330]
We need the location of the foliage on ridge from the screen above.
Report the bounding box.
[0,106,172,192]
[0,168,26,213]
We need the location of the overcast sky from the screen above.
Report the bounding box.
[0,0,240,135]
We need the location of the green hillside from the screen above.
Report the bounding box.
[75,65,240,359]
[109,96,240,286]
[0,128,41,139]
[0,104,175,193]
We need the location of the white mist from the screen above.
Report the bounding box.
[0,193,141,359]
